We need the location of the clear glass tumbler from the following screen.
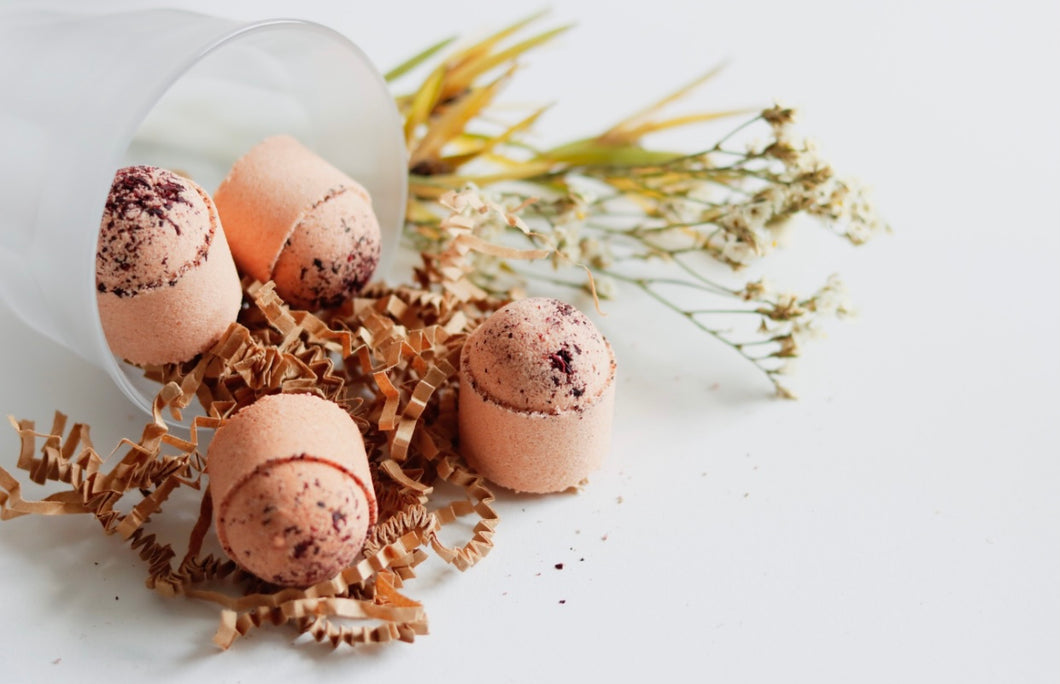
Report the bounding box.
[0,8,408,421]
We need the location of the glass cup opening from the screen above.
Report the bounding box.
[0,9,408,426]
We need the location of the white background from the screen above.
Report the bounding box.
[1,1,1057,683]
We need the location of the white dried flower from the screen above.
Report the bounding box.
[661,197,705,224]
[720,234,757,266]
[687,181,719,204]
[807,273,852,317]
[776,357,800,376]
[579,236,613,269]
[565,175,599,206]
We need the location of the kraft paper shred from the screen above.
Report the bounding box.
[0,199,555,649]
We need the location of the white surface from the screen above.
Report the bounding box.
[1,1,1057,683]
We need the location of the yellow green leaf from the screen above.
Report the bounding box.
[437,104,551,171]
[616,108,753,143]
[410,159,557,197]
[408,67,515,169]
[442,24,572,101]
[385,35,457,83]
[405,197,441,224]
[601,62,728,143]
[443,9,551,70]
[540,138,686,167]
[403,66,447,145]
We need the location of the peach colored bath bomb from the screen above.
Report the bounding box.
[96,166,241,366]
[207,393,377,587]
[459,297,617,493]
[213,135,381,310]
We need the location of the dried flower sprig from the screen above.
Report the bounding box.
[389,12,886,397]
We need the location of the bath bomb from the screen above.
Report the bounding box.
[459,297,617,493]
[96,166,242,366]
[207,393,377,587]
[213,135,381,310]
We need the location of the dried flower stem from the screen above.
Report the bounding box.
[390,13,885,397]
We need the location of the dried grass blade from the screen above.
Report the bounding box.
[385,35,458,82]
[438,104,551,169]
[443,24,572,100]
[405,197,441,224]
[617,108,753,142]
[444,9,551,69]
[601,62,728,143]
[403,66,447,145]
[411,159,557,197]
[539,138,685,167]
[408,68,514,169]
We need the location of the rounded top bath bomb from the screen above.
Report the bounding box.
[463,297,614,413]
[459,297,617,493]
[96,165,241,365]
[213,135,382,310]
[207,393,377,587]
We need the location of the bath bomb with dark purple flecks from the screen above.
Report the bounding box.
[95,165,241,365]
[207,393,377,587]
[213,135,381,310]
[459,297,617,493]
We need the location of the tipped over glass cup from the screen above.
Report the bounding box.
[0,9,408,422]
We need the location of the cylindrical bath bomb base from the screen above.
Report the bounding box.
[97,223,241,365]
[459,365,616,493]
[208,393,376,587]
[457,297,618,494]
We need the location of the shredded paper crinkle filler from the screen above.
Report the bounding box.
[0,191,605,649]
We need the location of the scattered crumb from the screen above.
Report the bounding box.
[554,563,564,570]
[601,533,609,541]
[558,599,566,605]
[52,658,61,665]
[710,382,720,391]
[616,496,623,504]
[743,492,749,498]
